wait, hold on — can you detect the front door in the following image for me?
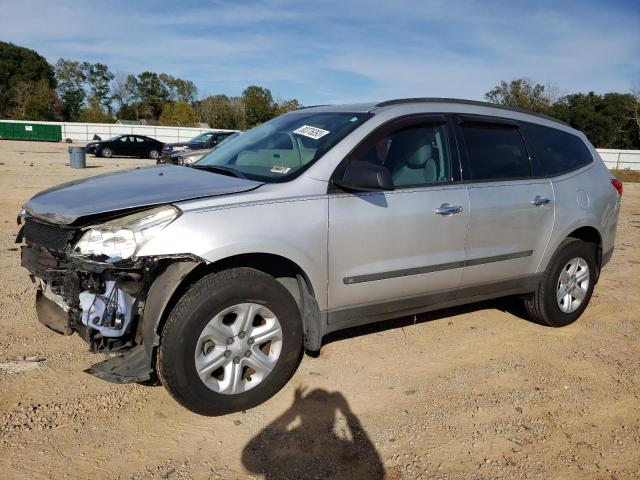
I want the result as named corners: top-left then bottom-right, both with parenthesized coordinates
top-left (327, 115), bottom-right (469, 323)
top-left (114, 135), bottom-right (135, 156)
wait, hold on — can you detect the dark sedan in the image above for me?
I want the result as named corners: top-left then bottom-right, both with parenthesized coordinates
top-left (85, 135), bottom-right (165, 160)
top-left (160, 131), bottom-right (237, 159)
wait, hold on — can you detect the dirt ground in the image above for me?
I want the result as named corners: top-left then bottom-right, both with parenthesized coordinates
top-left (0, 140), bottom-right (638, 480)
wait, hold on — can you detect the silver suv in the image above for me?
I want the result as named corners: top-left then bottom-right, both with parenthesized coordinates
top-left (19, 98), bottom-right (622, 415)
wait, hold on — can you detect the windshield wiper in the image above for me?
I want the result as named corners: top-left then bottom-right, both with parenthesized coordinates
top-left (192, 165), bottom-right (246, 179)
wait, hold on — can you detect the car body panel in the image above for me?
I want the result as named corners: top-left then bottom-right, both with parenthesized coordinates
top-left (139, 186), bottom-right (329, 310)
top-left (24, 164), bottom-right (262, 225)
top-left (537, 158), bottom-right (620, 273)
top-left (327, 185), bottom-right (469, 311)
top-left (460, 179), bottom-right (555, 288)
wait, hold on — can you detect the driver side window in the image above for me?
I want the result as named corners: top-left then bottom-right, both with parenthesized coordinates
top-left (354, 122), bottom-right (452, 187)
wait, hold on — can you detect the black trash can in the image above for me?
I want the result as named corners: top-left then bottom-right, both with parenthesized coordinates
top-left (68, 146), bottom-right (86, 169)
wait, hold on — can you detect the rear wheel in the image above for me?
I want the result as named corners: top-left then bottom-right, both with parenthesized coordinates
top-left (524, 238), bottom-right (597, 327)
top-left (157, 268), bottom-right (303, 416)
top-left (99, 147), bottom-right (113, 158)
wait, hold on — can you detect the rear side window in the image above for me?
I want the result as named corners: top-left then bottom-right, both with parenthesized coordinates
top-left (460, 124), bottom-right (530, 181)
top-left (521, 124), bottom-right (592, 176)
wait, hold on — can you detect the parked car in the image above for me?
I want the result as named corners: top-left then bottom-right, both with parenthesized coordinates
top-left (18, 98), bottom-right (621, 416)
top-left (85, 135), bottom-right (165, 159)
top-left (160, 131), bottom-right (237, 161)
top-left (157, 132), bottom-right (243, 165)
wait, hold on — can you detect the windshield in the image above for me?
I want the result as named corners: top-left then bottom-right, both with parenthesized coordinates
top-left (194, 112), bottom-right (372, 181)
top-left (189, 132), bottom-right (214, 143)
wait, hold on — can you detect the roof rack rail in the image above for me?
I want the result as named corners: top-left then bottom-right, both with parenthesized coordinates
top-left (295, 104), bottom-right (330, 110)
top-left (375, 97), bottom-right (569, 126)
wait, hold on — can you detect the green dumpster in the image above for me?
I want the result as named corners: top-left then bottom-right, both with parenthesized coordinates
top-left (0, 122), bottom-right (62, 142)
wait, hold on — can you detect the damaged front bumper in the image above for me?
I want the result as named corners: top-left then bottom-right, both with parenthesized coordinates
top-left (20, 239), bottom-right (200, 384)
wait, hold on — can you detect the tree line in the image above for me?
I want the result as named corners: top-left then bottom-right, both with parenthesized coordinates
top-left (485, 78), bottom-right (640, 149)
top-left (1, 42), bottom-right (638, 147)
top-left (0, 41), bottom-right (300, 129)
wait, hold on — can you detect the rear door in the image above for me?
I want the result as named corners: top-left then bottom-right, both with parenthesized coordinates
top-left (131, 136), bottom-right (148, 156)
top-left (327, 115), bottom-right (470, 322)
top-left (454, 115), bottom-right (554, 293)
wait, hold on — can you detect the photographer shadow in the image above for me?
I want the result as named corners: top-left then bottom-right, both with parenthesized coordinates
top-left (242, 387), bottom-right (385, 480)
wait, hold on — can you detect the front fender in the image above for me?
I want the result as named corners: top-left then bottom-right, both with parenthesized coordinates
top-left (138, 197), bottom-right (329, 310)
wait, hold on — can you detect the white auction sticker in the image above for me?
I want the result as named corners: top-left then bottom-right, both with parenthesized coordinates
top-left (293, 125), bottom-right (330, 140)
top-left (270, 165), bottom-right (291, 174)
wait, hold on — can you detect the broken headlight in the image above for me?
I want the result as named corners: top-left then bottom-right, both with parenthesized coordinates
top-left (73, 205), bottom-right (180, 261)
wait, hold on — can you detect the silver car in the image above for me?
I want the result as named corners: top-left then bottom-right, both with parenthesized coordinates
top-left (18, 98), bottom-right (622, 415)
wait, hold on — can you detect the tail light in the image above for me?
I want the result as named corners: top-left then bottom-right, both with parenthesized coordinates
top-left (610, 178), bottom-right (623, 196)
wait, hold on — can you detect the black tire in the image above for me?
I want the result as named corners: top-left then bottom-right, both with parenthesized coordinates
top-left (157, 267), bottom-right (303, 416)
top-left (99, 147), bottom-right (113, 158)
top-left (148, 149), bottom-right (160, 160)
top-left (524, 238), bottom-right (597, 327)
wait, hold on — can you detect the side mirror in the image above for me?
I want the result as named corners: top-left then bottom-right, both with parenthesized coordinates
top-left (334, 162), bottom-right (394, 192)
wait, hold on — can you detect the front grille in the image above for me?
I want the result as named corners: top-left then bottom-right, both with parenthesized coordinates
top-left (23, 220), bottom-right (75, 252)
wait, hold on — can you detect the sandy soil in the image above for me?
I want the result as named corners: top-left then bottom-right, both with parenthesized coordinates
top-left (0, 140), bottom-right (638, 480)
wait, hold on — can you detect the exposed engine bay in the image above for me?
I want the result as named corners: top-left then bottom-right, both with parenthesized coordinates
top-left (18, 214), bottom-right (201, 383)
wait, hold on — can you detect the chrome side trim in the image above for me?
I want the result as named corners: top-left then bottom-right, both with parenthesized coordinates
top-left (343, 250), bottom-right (533, 285)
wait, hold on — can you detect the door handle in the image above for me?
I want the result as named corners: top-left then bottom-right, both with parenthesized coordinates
top-left (435, 203), bottom-right (464, 215)
top-left (531, 196), bottom-right (551, 206)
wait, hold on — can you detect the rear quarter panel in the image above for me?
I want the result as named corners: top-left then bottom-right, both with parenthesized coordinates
top-left (538, 149), bottom-right (620, 273)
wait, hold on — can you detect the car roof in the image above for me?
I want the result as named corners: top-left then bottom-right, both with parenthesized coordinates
top-left (294, 103), bottom-right (379, 113)
top-left (297, 97), bottom-right (571, 130)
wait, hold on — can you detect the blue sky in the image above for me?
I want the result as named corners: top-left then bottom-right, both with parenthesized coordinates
top-left (1, 0), bottom-right (638, 105)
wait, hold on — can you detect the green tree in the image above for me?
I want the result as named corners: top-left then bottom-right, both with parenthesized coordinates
top-left (627, 87), bottom-right (640, 143)
top-left (172, 78), bottom-right (198, 103)
top-left (485, 78), bottom-right (551, 113)
top-left (159, 73), bottom-right (198, 103)
top-left (54, 59), bottom-right (86, 120)
top-left (78, 102), bottom-right (114, 123)
top-left (9, 79), bottom-right (63, 120)
top-left (194, 94), bottom-right (245, 129)
top-left (274, 98), bottom-right (301, 116)
top-left (136, 71), bottom-right (170, 118)
top-left (82, 62), bottom-right (114, 112)
top-left (159, 101), bottom-right (197, 126)
top-left (0, 41), bottom-right (57, 119)
top-left (549, 92), bottom-right (639, 149)
top-left (242, 85), bottom-right (274, 127)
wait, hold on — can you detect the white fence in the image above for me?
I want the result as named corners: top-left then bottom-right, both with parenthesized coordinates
top-left (596, 149), bottom-right (640, 171)
top-left (0, 119), bottom-right (237, 143)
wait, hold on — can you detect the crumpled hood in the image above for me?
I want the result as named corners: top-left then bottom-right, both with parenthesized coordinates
top-left (24, 164), bottom-right (262, 225)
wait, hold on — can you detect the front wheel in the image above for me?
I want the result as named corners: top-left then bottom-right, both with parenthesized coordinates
top-left (524, 238), bottom-right (597, 327)
top-left (99, 147), bottom-right (113, 158)
top-left (148, 149), bottom-right (160, 160)
top-left (157, 268), bottom-right (303, 416)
